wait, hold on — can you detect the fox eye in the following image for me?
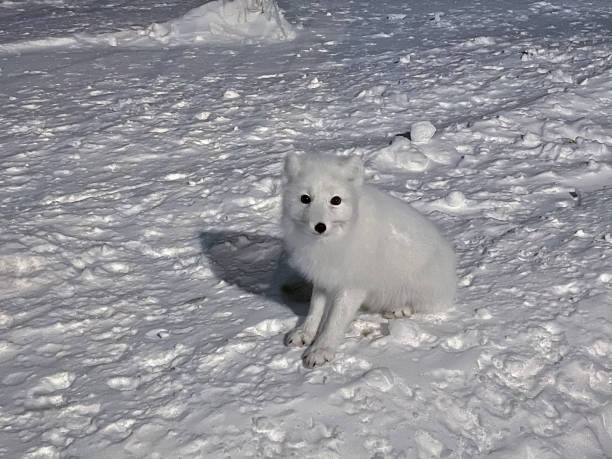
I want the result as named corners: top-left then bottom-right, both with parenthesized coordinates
top-left (330, 196), bottom-right (342, 205)
top-left (300, 194), bottom-right (311, 204)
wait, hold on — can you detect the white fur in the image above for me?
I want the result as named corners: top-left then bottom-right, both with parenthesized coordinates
top-left (281, 153), bottom-right (456, 367)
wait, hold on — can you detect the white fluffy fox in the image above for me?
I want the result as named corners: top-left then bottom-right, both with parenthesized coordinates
top-left (281, 153), bottom-right (456, 367)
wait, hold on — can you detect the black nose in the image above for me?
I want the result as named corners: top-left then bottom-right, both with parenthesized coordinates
top-left (314, 223), bottom-right (326, 234)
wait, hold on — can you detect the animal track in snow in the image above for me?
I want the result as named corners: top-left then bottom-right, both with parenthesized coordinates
top-left (24, 372), bottom-right (76, 409)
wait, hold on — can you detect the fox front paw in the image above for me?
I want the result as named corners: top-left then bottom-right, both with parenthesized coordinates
top-left (383, 307), bottom-right (413, 319)
top-left (302, 346), bottom-right (335, 368)
top-left (284, 326), bottom-right (315, 347)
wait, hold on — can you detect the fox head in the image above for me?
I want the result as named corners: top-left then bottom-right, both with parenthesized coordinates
top-left (282, 153), bottom-right (364, 240)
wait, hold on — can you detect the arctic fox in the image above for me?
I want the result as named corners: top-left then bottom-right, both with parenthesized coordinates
top-left (281, 153), bottom-right (456, 368)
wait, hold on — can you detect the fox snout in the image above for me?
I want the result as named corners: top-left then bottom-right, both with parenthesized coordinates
top-left (314, 222), bottom-right (327, 234)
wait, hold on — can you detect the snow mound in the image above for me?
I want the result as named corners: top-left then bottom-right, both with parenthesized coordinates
top-left (143, 0), bottom-right (295, 45)
top-left (0, 0), bottom-right (294, 54)
top-left (370, 135), bottom-right (430, 171)
top-left (388, 320), bottom-right (437, 348)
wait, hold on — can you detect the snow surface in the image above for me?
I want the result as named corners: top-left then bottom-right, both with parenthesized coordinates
top-left (1, 0), bottom-right (611, 457)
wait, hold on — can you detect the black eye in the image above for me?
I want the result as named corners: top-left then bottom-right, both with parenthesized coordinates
top-left (330, 196), bottom-right (341, 205)
top-left (300, 194), bottom-right (311, 204)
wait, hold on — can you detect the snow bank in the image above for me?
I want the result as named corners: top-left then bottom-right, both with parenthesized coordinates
top-left (143, 0), bottom-right (295, 45)
top-left (0, 0), bottom-right (294, 54)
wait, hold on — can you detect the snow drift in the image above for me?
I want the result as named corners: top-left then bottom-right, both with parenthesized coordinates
top-left (142, 0), bottom-right (295, 45)
top-left (0, 0), bottom-right (294, 54)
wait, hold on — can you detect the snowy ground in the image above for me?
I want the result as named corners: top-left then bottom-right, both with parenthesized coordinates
top-left (1, 0), bottom-right (611, 457)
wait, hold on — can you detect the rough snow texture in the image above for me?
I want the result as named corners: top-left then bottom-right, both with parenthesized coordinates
top-left (1, 0), bottom-right (611, 458)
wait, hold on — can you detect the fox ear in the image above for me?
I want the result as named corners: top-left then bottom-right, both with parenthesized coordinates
top-left (284, 152), bottom-right (303, 182)
top-left (342, 156), bottom-right (364, 186)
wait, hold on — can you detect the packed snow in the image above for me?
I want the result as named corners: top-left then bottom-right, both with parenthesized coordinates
top-left (409, 121), bottom-right (436, 144)
top-left (1, 0), bottom-right (611, 457)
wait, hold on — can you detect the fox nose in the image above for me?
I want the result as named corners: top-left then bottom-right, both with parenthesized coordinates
top-left (314, 222), bottom-right (327, 234)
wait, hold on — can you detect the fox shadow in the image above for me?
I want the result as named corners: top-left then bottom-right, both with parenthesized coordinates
top-left (198, 230), bottom-right (311, 317)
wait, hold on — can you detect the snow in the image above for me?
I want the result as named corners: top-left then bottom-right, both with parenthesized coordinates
top-left (410, 121), bottom-right (437, 144)
top-left (1, 0), bottom-right (611, 457)
top-left (141, 0), bottom-right (294, 45)
top-left (0, 0), bottom-right (294, 53)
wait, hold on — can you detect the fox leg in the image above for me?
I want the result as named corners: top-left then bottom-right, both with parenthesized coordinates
top-left (284, 285), bottom-right (327, 347)
top-left (303, 288), bottom-right (366, 368)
